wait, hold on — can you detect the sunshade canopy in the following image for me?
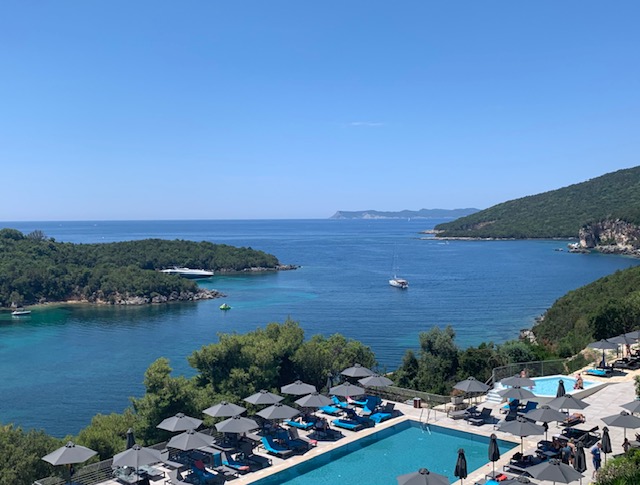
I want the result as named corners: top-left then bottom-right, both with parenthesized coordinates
top-left (453, 376), bottom-right (490, 393)
top-left (330, 382), bottom-right (365, 397)
top-left (602, 411), bottom-right (640, 438)
top-left (396, 468), bottom-right (450, 485)
top-left (42, 441), bottom-right (97, 466)
top-left (609, 334), bottom-right (636, 345)
top-left (341, 363), bottom-right (375, 378)
top-left (257, 403), bottom-right (300, 420)
top-left (359, 374), bottom-right (394, 388)
top-left (113, 444), bottom-right (162, 468)
top-left (525, 405), bottom-right (567, 423)
top-left (157, 412), bottom-right (203, 432)
top-left (498, 417), bottom-right (545, 437)
top-left (454, 448), bottom-right (467, 480)
top-left (624, 330), bottom-right (640, 340)
top-left (498, 386), bottom-right (535, 400)
top-left (573, 441), bottom-right (587, 473)
top-left (295, 392), bottom-right (333, 408)
top-left (547, 394), bottom-right (589, 411)
top-left (587, 339), bottom-right (618, 350)
top-left (203, 401), bottom-right (247, 418)
top-left (526, 458), bottom-right (584, 484)
top-left (556, 379), bottom-right (566, 398)
top-left (601, 426), bottom-right (613, 454)
top-left (215, 415), bottom-right (259, 434)
top-left (488, 434), bottom-right (501, 462)
top-left (281, 380), bottom-right (317, 395)
top-left (621, 400), bottom-right (640, 415)
top-left (500, 375), bottom-right (535, 388)
top-left (243, 390), bottom-right (284, 405)
top-left (166, 429), bottom-right (212, 451)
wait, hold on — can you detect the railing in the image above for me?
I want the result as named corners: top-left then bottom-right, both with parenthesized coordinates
top-left (491, 358), bottom-right (571, 384)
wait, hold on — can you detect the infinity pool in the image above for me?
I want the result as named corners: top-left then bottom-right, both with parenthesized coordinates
top-left (251, 421), bottom-right (516, 485)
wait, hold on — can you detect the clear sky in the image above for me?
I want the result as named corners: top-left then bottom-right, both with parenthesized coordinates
top-left (1, 1), bottom-right (639, 220)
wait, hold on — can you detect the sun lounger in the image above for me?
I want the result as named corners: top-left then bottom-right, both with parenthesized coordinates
top-left (561, 425), bottom-right (600, 447)
top-left (261, 436), bottom-right (293, 458)
top-left (166, 469), bottom-right (191, 485)
top-left (369, 411), bottom-right (392, 423)
top-left (320, 405), bottom-right (344, 416)
top-left (285, 417), bottom-right (316, 430)
top-left (586, 368), bottom-right (611, 377)
top-left (465, 407), bottom-right (492, 426)
top-left (237, 441), bottom-right (272, 469)
top-left (288, 428), bottom-right (317, 447)
top-left (332, 418), bottom-right (364, 431)
top-left (331, 395), bottom-right (350, 409)
top-left (361, 396), bottom-right (383, 415)
top-left (191, 461), bottom-right (223, 484)
top-left (560, 413), bottom-right (585, 427)
top-left (220, 452), bottom-right (250, 473)
top-left (275, 429), bottom-right (308, 451)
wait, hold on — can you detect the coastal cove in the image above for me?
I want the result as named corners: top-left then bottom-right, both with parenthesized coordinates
top-left (1, 219), bottom-right (639, 437)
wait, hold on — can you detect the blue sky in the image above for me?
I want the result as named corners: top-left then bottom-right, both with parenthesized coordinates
top-left (1, 1), bottom-right (639, 220)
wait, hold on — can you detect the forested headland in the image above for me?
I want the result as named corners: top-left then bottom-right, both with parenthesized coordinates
top-left (434, 166), bottom-right (640, 239)
top-left (533, 265), bottom-right (640, 356)
top-left (0, 228), bottom-right (282, 307)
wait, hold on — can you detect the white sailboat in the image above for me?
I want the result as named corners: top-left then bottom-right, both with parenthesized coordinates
top-left (389, 251), bottom-right (409, 289)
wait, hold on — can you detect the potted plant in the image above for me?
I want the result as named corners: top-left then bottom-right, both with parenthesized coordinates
top-left (451, 388), bottom-right (465, 405)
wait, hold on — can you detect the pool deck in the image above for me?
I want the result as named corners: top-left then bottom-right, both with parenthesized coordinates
top-left (89, 367), bottom-right (638, 485)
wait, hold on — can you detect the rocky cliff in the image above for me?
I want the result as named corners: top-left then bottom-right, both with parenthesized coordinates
top-left (579, 219), bottom-right (640, 256)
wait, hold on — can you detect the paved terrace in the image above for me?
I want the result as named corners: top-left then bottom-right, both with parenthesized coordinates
top-left (43, 368), bottom-right (638, 485)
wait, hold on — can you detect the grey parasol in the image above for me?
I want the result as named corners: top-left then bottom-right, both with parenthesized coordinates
top-left (113, 444), bottom-right (162, 469)
top-left (341, 363), bottom-right (375, 378)
top-left (126, 428), bottom-right (135, 450)
top-left (525, 405), bottom-right (567, 440)
top-left (609, 334), bottom-right (636, 346)
top-left (42, 441), bottom-right (97, 466)
top-left (453, 376), bottom-right (490, 393)
top-left (602, 411), bottom-right (640, 440)
top-left (556, 379), bottom-right (566, 398)
top-left (396, 468), bottom-right (450, 485)
top-left (243, 390), bottom-right (284, 405)
top-left (498, 386), bottom-right (536, 400)
top-left (501, 375), bottom-right (535, 388)
top-left (498, 416), bottom-right (545, 453)
top-left (588, 339), bottom-right (618, 366)
top-left (203, 401), bottom-right (246, 418)
top-left (359, 374), bottom-right (394, 388)
top-left (573, 441), bottom-right (587, 474)
top-left (601, 426), bottom-right (612, 463)
top-left (295, 392), bottom-right (333, 408)
top-left (621, 400), bottom-right (640, 415)
top-left (215, 415), bottom-right (259, 434)
top-left (454, 448), bottom-right (467, 484)
top-left (257, 403), bottom-right (300, 420)
top-left (157, 412), bottom-right (203, 432)
top-left (526, 458), bottom-right (584, 484)
top-left (488, 434), bottom-right (501, 475)
top-left (330, 382), bottom-right (365, 397)
top-left (547, 394), bottom-right (589, 412)
top-left (166, 429), bottom-right (212, 451)
top-left (624, 330), bottom-right (640, 340)
top-left (281, 380), bottom-right (317, 396)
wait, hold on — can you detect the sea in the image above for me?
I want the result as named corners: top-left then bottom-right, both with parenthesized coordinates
top-left (1, 219), bottom-right (638, 437)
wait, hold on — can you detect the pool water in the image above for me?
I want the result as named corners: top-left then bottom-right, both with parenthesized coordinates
top-left (251, 421), bottom-right (516, 485)
top-left (529, 375), bottom-right (596, 397)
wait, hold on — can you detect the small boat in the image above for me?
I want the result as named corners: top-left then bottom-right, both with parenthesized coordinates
top-left (219, 303), bottom-right (231, 311)
top-left (161, 267), bottom-right (214, 279)
top-left (11, 309), bottom-right (31, 317)
top-left (389, 278), bottom-right (409, 289)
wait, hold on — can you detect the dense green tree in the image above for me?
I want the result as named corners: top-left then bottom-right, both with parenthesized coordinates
top-left (0, 424), bottom-right (62, 485)
top-left (75, 410), bottom-right (138, 460)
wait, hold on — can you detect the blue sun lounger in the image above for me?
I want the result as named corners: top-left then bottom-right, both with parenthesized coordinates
top-left (369, 411), bottom-right (392, 423)
top-left (285, 419), bottom-right (316, 430)
top-left (320, 405), bottom-right (344, 416)
top-left (332, 418), bottom-right (364, 431)
top-left (261, 436), bottom-right (293, 458)
top-left (331, 395), bottom-right (350, 409)
top-left (586, 368), bottom-right (611, 377)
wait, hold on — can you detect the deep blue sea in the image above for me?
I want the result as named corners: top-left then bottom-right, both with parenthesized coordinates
top-left (1, 219), bottom-right (638, 437)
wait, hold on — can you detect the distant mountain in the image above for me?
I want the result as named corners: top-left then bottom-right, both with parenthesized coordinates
top-left (435, 166), bottom-right (640, 239)
top-left (330, 208), bottom-right (480, 220)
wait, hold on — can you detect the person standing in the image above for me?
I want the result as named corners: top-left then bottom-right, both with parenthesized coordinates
top-left (591, 442), bottom-right (602, 477)
top-left (622, 437), bottom-right (631, 453)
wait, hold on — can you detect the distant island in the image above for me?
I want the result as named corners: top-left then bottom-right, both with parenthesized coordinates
top-left (0, 229), bottom-right (290, 307)
top-left (433, 166), bottom-right (640, 256)
top-left (330, 208), bottom-right (480, 220)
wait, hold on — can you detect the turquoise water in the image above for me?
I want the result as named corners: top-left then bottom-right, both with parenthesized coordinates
top-left (0, 219), bottom-right (638, 436)
top-left (251, 421), bottom-right (516, 485)
top-left (530, 375), bottom-right (597, 396)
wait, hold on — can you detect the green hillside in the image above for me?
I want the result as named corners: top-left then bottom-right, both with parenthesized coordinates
top-left (435, 166), bottom-right (640, 238)
top-left (533, 265), bottom-right (640, 356)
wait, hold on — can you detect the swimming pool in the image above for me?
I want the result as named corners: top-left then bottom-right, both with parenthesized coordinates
top-left (251, 421), bottom-right (516, 485)
top-left (529, 375), bottom-right (597, 397)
